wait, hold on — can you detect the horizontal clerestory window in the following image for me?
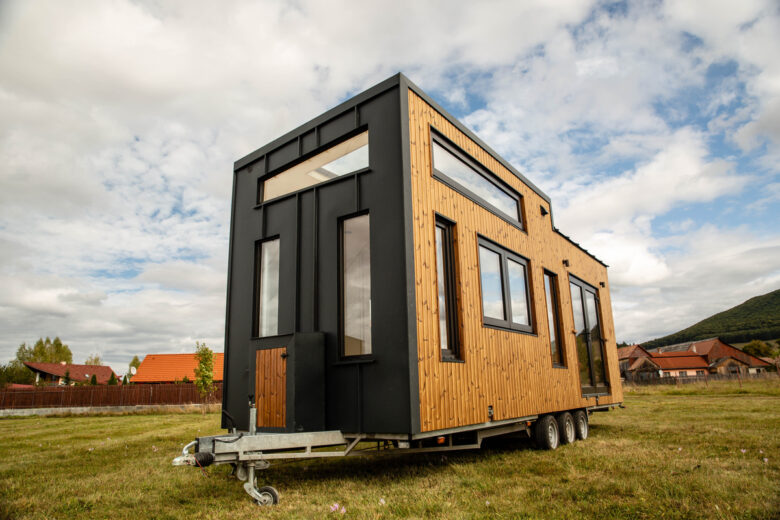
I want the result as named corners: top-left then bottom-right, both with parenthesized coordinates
top-left (431, 133), bottom-right (523, 228)
top-left (262, 131), bottom-right (369, 202)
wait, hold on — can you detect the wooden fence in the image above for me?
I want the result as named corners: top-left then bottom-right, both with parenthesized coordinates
top-left (623, 372), bottom-right (778, 386)
top-left (0, 382), bottom-right (222, 410)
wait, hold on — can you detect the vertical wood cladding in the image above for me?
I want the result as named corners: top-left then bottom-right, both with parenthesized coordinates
top-left (255, 347), bottom-right (287, 428)
top-left (408, 90), bottom-right (623, 432)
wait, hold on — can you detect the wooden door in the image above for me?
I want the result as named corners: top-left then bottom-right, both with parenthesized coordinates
top-left (255, 347), bottom-right (287, 428)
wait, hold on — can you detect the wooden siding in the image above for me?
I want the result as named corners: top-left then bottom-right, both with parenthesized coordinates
top-left (408, 90), bottom-right (623, 432)
top-left (255, 348), bottom-right (287, 428)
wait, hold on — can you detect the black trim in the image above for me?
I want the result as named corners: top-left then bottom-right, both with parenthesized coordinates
top-left (251, 235), bottom-right (281, 339)
top-left (476, 236), bottom-right (534, 334)
top-left (569, 274), bottom-right (610, 397)
top-left (338, 211), bottom-right (372, 359)
top-left (430, 129), bottom-right (524, 230)
top-left (543, 270), bottom-right (566, 368)
top-left (434, 214), bottom-right (461, 361)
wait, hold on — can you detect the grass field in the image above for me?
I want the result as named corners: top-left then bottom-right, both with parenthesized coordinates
top-left (1, 379), bottom-right (778, 519)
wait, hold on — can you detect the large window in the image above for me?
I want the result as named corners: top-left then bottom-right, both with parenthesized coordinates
top-left (544, 271), bottom-right (565, 367)
top-left (435, 216), bottom-right (459, 360)
top-left (341, 214), bottom-right (372, 357)
top-left (570, 276), bottom-right (608, 395)
top-left (431, 134), bottom-right (523, 227)
top-left (477, 237), bottom-right (533, 333)
top-left (262, 131), bottom-right (369, 202)
top-left (255, 238), bottom-right (280, 337)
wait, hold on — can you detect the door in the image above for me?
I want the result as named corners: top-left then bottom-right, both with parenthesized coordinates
top-left (255, 347), bottom-right (287, 428)
top-left (570, 278), bottom-right (609, 395)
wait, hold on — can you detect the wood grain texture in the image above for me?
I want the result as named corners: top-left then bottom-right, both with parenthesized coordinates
top-left (408, 90), bottom-right (623, 432)
top-left (255, 347), bottom-right (287, 428)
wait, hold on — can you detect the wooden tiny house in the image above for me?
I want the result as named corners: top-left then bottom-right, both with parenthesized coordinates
top-left (222, 73), bottom-right (622, 439)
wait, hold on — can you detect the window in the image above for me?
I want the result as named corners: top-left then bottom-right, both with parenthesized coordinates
top-left (262, 131), bottom-right (369, 201)
top-left (543, 271), bottom-right (565, 367)
top-left (570, 276), bottom-right (608, 395)
top-left (435, 216), bottom-right (459, 360)
top-left (679, 371), bottom-right (688, 377)
top-left (696, 370), bottom-right (705, 376)
top-left (477, 237), bottom-right (533, 333)
top-left (255, 238), bottom-right (280, 337)
top-left (341, 214), bottom-right (372, 356)
top-left (431, 134), bottom-right (523, 227)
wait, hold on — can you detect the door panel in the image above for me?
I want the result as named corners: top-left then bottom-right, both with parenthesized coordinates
top-left (256, 347), bottom-right (287, 428)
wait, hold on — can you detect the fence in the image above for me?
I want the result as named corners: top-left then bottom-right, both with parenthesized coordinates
top-left (0, 382), bottom-right (222, 410)
top-left (623, 371), bottom-right (778, 386)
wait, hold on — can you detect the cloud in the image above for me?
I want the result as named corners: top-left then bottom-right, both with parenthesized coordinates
top-left (0, 0), bottom-right (778, 373)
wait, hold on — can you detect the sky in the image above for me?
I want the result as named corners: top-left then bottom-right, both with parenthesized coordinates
top-left (0, 0), bottom-right (778, 376)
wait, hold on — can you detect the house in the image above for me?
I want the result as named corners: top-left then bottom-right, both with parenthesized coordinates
top-left (618, 345), bottom-right (652, 379)
top-left (649, 338), bottom-right (771, 374)
top-left (221, 73), bottom-right (622, 436)
top-left (23, 362), bottom-right (118, 385)
top-left (649, 353), bottom-right (710, 378)
top-left (130, 353), bottom-right (225, 384)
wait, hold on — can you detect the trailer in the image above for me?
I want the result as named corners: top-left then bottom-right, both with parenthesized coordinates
top-left (173, 73), bottom-right (623, 504)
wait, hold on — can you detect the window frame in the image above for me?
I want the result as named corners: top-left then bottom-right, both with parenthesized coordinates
top-left (252, 235), bottom-right (281, 339)
top-left (338, 211), bottom-right (373, 359)
top-left (476, 236), bottom-right (534, 334)
top-left (569, 274), bottom-right (609, 395)
top-left (543, 270), bottom-right (566, 368)
top-left (430, 129), bottom-right (524, 230)
top-left (434, 214), bottom-right (461, 362)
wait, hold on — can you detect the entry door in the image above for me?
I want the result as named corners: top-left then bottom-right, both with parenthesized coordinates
top-left (255, 347), bottom-right (287, 428)
top-left (570, 279), bottom-right (608, 395)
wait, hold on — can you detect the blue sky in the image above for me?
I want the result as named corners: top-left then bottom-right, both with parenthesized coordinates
top-left (0, 0), bottom-right (778, 375)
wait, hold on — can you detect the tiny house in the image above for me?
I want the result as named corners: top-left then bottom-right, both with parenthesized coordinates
top-left (222, 73), bottom-right (623, 442)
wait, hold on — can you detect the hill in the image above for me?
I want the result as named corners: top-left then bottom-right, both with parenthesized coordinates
top-left (642, 288), bottom-right (780, 350)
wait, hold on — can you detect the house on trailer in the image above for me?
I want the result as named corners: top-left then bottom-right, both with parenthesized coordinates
top-left (650, 337), bottom-right (771, 375)
top-left (130, 353), bottom-right (225, 384)
top-left (23, 362), bottom-right (118, 385)
top-left (222, 73), bottom-right (622, 438)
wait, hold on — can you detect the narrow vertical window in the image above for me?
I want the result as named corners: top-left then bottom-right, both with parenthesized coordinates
top-left (435, 217), bottom-right (459, 360)
top-left (507, 259), bottom-right (530, 326)
top-left (342, 214), bottom-right (372, 356)
top-left (544, 271), bottom-right (564, 367)
top-left (479, 246), bottom-right (505, 321)
top-left (256, 238), bottom-right (280, 337)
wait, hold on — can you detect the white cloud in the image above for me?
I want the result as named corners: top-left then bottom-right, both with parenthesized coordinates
top-left (0, 0), bottom-right (778, 373)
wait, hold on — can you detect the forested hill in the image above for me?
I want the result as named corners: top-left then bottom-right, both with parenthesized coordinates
top-left (642, 289), bottom-right (780, 350)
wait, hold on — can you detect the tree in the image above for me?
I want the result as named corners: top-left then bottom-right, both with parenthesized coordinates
top-left (122, 375), bottom-right (128, 385)
top-left (16, 337), bottom-right (73, 364)
top-left (128, 355), bottom-right (141, 374)
top-left (0, 361), bottom-right (34, 387)
top-left (193, 341), bottom-right (214, 398)
top-left (84, 354), bottom-right (103, 365)
top-left (182, 376), bottom-right (190, 384)
top-left (108, 373), bottom-right (118, 385)
top-left (742, 339), bottom-right (775, 358)
top-left (89, 374), bottom-right (98, 385)
top-left (63, 370), bottom-right (71, 386)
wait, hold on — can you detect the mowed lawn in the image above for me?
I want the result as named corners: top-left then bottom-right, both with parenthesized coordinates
top-left (1, 380), bottom-right (778, 519)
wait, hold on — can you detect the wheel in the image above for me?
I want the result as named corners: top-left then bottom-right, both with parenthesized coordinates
top-left (534, 415), bottom-right (559, 450)
top-left (254, 485), bottom-right (279, 506)
top-left (556, 412), bottom-right (576, 445)
top-left (573, 410), bottom-right (588, 440)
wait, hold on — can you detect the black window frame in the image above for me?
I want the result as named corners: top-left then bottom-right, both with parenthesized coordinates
top-left (252, 235), bottom-right (281, 339)
top-left (338, 210), bottom-right (373, 360)
top-left (569, 274), bottom-right (609, 396)
top-left (430, 129), bottom-right (524, 230)
top-left (543, 270), bottom-right (566, 368)
top-left (476, 236), bottom-right (534, 334)
top-left (434, 214), bottom-right (461, 362)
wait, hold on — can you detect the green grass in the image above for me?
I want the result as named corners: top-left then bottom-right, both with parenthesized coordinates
top-left (1, 380), bottom-right (779, 519)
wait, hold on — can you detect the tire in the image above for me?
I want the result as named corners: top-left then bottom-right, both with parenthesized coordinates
top-left (255, 485), bottom-right (279, 506)
top-left (534, 415), bottom-right (559, 450)
top-left (556, 412), bottom-right (576, 445)
top-left (573, 410), bottom-right (588, 440)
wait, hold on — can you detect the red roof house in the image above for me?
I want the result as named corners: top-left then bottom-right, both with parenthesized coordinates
top-left (24, 362), bottom-right (118, 385)
top-left (651, 338), bottom-right (771, 374)
top-left (131, 353), bottom-right (225, 384)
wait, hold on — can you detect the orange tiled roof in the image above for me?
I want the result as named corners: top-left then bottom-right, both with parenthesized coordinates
top-left (131, 353), bottom-right (224, 383)
top-left (651, 355), bottom-right (709, 370)
top-left (24, 362), bottom-right (117, 384)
